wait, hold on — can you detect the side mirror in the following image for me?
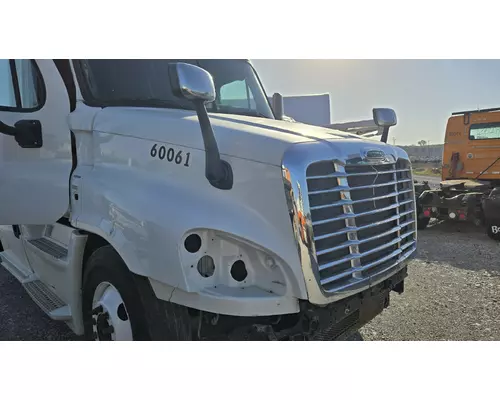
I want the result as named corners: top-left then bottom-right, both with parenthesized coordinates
top-left (0, 120), bottom-right (42, 148)
top-left (272, 93), bottom-right (284, 120)
top-left (373, 108), bottom-right (397, 127)
top-left (169, 62), bottom-right (216, 103)
top-left (372, 108), bottom-right (397, 143)
top-left (169, 62), bottom-right (233, 190)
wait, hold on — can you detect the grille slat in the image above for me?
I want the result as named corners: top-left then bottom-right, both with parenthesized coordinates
top-left (307, 168), bottom-right (411, 180)
top-left (310, 188), bottom-right (414, 211)
top-left (314, 208), bottom-right (415, 242)
top-left (320, 241), bottom-right (416, 287)
top-left (316, 220), bottom-right (415, 256)
top-left (308, 178), bottom-right (412, 195)
top-left (306, 158), bottom-right (416, 293)
top-left (318, 230), bottom-right (415, 272)
top-left (312, 199), bottom-right (414, 227)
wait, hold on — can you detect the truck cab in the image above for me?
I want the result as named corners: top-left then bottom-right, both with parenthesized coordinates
top-left (416, 107), bottom-right (500, 239)
top-left (0, 59), bottom-right (416, 340)
top-left (443, 109), bottom-right (500, 181)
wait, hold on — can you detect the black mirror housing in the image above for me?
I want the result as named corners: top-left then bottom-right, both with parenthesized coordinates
top-left (0, 119), bottom-right (42, 148)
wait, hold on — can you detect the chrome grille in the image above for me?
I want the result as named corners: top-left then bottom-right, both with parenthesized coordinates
top-left (306, 159), bottom-right (416, 293)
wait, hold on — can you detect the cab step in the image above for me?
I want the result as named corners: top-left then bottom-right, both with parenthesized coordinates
top-left (27, 237), bottom-right (68, 260)
top-left (22, 278), bottom-right (71, 321)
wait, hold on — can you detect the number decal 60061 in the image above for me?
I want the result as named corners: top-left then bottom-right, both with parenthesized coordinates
top-left (150, 144), bottom-right (190, 167)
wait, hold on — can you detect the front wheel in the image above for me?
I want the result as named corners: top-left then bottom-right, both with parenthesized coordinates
top-left (82, 245), bottom-right (192, 341)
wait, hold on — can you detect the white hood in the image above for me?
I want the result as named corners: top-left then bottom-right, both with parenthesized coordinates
top-left (92, 107), bottom-right (388, 166)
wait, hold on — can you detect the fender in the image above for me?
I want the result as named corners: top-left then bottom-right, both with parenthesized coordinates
top-left (71, 148), bottom-right (308, 301)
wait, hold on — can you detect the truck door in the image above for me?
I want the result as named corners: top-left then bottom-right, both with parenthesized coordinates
top-left (0, 59), bottom-right (72, 225)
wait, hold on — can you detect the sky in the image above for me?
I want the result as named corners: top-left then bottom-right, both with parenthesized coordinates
top-left (251, 59), bottom-right (500, 146)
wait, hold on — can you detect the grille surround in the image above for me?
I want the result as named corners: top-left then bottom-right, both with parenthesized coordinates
top-left (282, 140), bottom-right (417, 305)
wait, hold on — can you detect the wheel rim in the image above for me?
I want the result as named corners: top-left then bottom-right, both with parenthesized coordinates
top-left (91, 282), bottom-right (133, 341)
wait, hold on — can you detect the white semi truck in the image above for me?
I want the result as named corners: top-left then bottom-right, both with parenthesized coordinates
top-left (0, 59), bottom-right (416, 340)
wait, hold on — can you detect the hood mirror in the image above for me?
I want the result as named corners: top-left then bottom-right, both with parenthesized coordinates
top-left (373, 108), bottom-right (397, 143)
top-left (170, 62), bottom-right (216, 103)
top-left (170, 62), bottom-right (233, 190)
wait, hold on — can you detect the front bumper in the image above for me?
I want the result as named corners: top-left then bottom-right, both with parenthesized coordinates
top-left (198, 267), bottom-right (407, 340)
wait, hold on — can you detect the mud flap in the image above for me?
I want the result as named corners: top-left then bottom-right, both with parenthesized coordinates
top-left (487, 222), bottom-right (500, 241)
top-left (483, 188), bottom-right (500, 241)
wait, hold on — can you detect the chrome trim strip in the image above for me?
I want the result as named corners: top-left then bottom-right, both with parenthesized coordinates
top-left (282, 140), bottom-right (416, 305)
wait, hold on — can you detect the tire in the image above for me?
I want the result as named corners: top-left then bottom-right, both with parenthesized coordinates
top-left (416, 204), bottom-right (430, 230)
top-left (345, 331), bottom-right (364, 341)
top-left (82, 245), bottom-right (192, 341)
top-left (417, 216), bottom-right (430, 230)
top-left (486, 220), bottom-right (500, 242)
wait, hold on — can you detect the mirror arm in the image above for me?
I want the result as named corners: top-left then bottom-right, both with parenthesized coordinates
top-left (272, 93), bottom-right (284, 120)
top-left (0, 121), bottom-right (18, 137)
top-left (379, 126), bottom-right (390, 143)
top-left (193, 100), bottom-right (233, 190)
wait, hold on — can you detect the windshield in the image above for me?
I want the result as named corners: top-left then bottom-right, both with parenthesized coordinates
top-left (470, 123), bottom-right (500, 140)
top-left (74, 59), bottom-right (274, 119)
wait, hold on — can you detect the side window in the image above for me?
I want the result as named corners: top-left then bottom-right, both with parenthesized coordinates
top-left (0, 60), bottom-right (17, 107)
top-left (219, 79), bottom-right (256, 110)
top-left (15, 60), bottom-right (42, 109)
top-left (470, 123), bottom-right (500, 140)
top-left (0, 59), bottom-right (44, 111)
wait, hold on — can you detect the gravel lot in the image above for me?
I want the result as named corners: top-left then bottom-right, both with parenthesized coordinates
top-left (1, 219), bottom-right (499, 341)
top-left (360, 220), bottom-right (500, 340)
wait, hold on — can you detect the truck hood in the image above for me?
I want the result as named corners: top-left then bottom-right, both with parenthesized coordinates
top-left (92, 107), bottom-right (388, 166)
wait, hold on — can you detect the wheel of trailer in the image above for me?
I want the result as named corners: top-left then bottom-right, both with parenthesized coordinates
top-left (486, 220), bottom-right (500, 242)
top-left (416, 205), bottom-right (430, 230)
top-left (82, 245), bottom-right (192, 341)
top-left (417, 216), bottom-right (430, 230)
